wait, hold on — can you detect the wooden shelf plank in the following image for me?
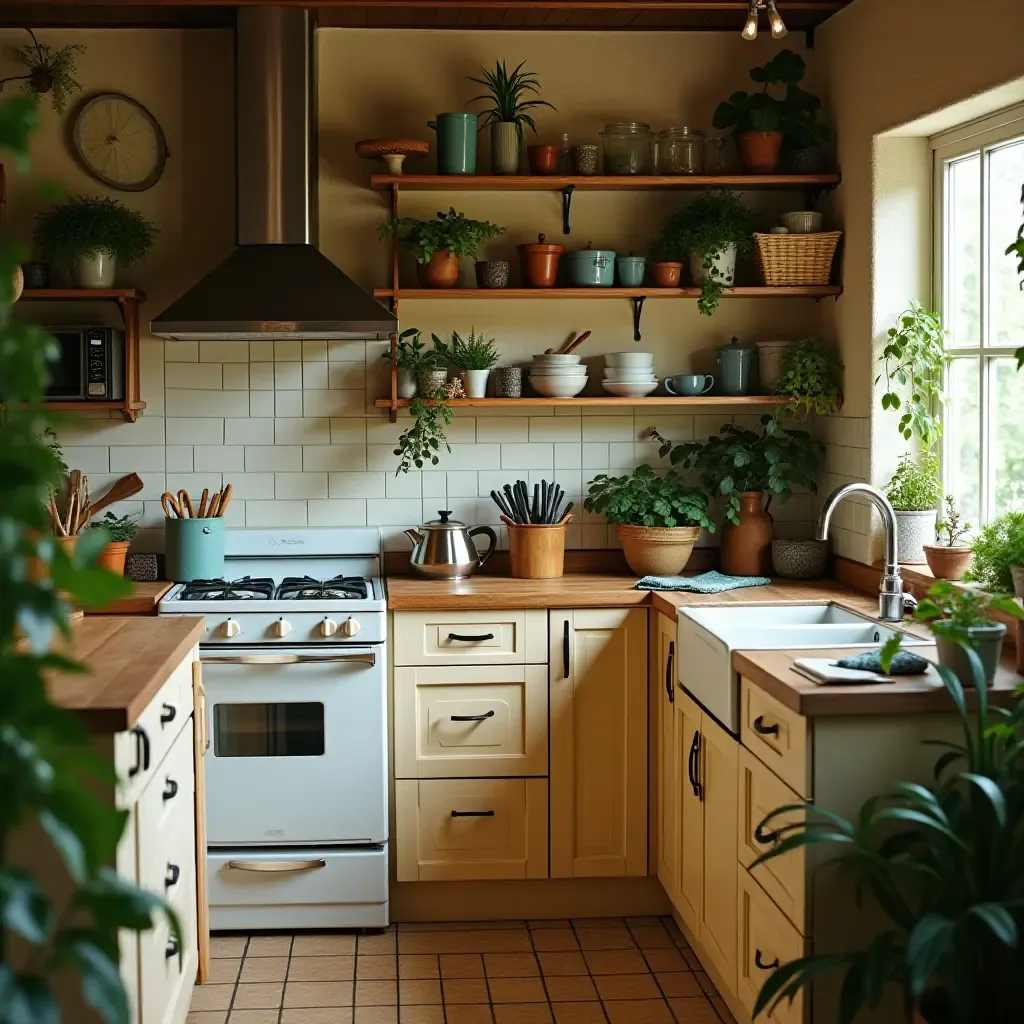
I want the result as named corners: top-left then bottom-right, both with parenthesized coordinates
top-left (21, 288), bottom-right (147, 302)
top-left (373, 286), bottom-right (842, 300)
top-left (371, 173), bottom-right (841, 192)
top-left (373, 396), bottom-right (791, 409)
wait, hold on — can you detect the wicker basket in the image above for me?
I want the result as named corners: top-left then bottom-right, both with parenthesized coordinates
top-left (754, 231), bottom-right (842, 286)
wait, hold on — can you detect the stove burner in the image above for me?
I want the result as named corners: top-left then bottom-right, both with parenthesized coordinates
top-left (179, 576), bottom-right (276, 601)
top-left (277, 575), bottom-right (369, 601)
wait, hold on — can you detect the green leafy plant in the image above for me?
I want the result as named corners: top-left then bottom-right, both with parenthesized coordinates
top-left (652, 412), bottom-right (823, 525)
top-left (449, 328), bottom-right (499, 371)
top-left (652, 191), bottom-right (755, 315)
top-left (0, 29), bottom-right (85, 114)
top-left (0, 92), bottom-right (175, 1024)
top-left (584, 465), bottom-right (716, 531)
top-left (775, 335), bottom-right (843, 415)
top-left (34, 195), bottom-right (157, 268)
top-left (392, 336), bottom-right (453, 474)
top-left (913, 579), bottom-right (1022, 636)
top-left (876, 301), bottom-right (949, 446)
top-left (712, 49), bottom-right (829, 149)
top-left (378, 208), bottom-right (503, 265)
top-left (885, 452), bottom-right (941, 512)
top-left (383, 327), bottom-right (448, 376)
top-left (90, 511), bottom-right (139, 543)
top-left (468, 59), bottom-right (555, 138)
top-left (964, 510), bottom-right (1024, 592)
top-left (935, 494), bottom-right (971, 547)
top-left (1007, 183), bottom-right (1023, 370)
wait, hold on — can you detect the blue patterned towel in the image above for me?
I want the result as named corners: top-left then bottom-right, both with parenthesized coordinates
top-left (635, 571), bottom-right (771, 594)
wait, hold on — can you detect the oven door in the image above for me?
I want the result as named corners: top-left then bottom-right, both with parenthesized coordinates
top-left (201, 646), bottom-right (387, 846)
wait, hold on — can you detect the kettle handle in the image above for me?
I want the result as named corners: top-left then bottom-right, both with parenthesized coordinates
top-left (469, 526), bottom-right (498, 567)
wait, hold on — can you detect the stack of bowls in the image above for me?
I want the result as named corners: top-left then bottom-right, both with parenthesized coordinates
top-left (603, 352), bottom-right (657, 397)
top-left (529, 352), bottom-right (588, 398)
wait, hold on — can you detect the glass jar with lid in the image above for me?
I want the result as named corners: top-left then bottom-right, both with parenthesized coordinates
top-left (656, 128), bottom-right (705, 175)
top-left (599, 122), bottom-right (653, 175)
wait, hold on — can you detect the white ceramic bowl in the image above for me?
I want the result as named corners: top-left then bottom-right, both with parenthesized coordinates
top-left (780, 210), bottom-right (824, 234)
top-left (530, 366), bottom-right (588, 377)
top-left (530, 374), bottom-right (588, 398)
top-left (604, 351), bottom-right (655, 368)
top-left (603, 380), bottom-right (659, 397)
top-left (603, 370), bottom-right (659, 381)
top-left (532, 353), bottom-right (583, 365)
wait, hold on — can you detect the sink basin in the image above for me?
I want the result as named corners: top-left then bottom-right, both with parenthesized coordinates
top-left (685, 603), bottom-right (875, 629)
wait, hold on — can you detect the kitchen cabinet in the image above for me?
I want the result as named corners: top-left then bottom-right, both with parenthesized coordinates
top-left (549, 608), bottom-right (648, 879)
top-left (653, 613), bottom-right (680, 902)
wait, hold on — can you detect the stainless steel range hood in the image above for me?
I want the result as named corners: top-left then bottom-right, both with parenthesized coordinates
top-left (151, 7), bottom-right (396, 341)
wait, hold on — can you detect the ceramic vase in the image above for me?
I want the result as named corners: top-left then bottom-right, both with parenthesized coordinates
top-left (491, 122), bottom-right (520, 175)
top-left (720, 492), bottom-right (774, 576)
top-left (417, 250), bottom-right (461, 288)
top-left (459, 369), bottom-right (490, 399)
top-left (73, 252), bottom-right (116, 288)
top-left (397, 368), bottom-right (416, 399)
top-left (651, 262), bottom-right (682, 287)
top-left (689, 245), bottom-right (737, 289)
top-left (894, 509), bottom-right (937, 564)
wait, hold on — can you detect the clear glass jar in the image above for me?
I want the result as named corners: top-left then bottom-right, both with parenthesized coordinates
top-left (599, 122), bottom-right (653, 175)
top-left (656, 128), bottom-right (705, 175)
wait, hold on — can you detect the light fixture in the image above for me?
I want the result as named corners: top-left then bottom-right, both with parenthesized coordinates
top-left (767, 0), bottom-right (789, 39)
top-left (742, 0), bottom-right (759, 40)
top-left (741, 0), bottom-right (788, 41)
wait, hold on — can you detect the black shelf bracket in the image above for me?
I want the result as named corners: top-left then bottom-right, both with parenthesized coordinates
top-left (805, 26), bottom-right (815, 49)
top-left (631, 296), bottom-right (646, 342)
top-left (561, 185), bottom-right (575, 235)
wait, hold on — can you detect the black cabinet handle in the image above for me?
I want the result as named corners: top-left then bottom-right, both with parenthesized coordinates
top-left (687, 730), bottom-right (701, 799)
top-left (163, 778), bottom-right (179, 802)
top-left (665, 641), bottom-right (675, 704)
top-left (160, 703), bottom-right (177, 725)
top-left (448, 632), bottom-right (495, 643)
top-left (563, 620), bottom-right (570, 679)
top-left (128, 726), bottom-right (150, 778)
top-left (754, 823), bottom-right (778, 845)
top-left (450, 810), bottom-right (495, 818)
top-left (165, 863), bottom-right (180, 889)
top-left (755, 950), bottom-right (779, 970)
top-left (451, 710), bottom-right (496, 722)
top-left (753, 716), bottom-right (780, 737)
top-left (166, 936), bottom-right (180, 960)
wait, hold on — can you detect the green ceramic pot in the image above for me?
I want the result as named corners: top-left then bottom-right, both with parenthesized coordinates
top-left (934, 621), bottom-right (1007, 687)
top-left (715, 336), bottom-right (757, 395)
top-left (165, 516), bottom-right (225, 583)
top-left (428, 113), bottom-right (478, 174)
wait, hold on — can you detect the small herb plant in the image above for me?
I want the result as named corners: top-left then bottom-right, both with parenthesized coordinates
top-left (385, 327), bottom-right (447, 376)
top-left (468, 60), bottom-right (555, 137)
top-left (876, 301), bottom-right (949, 446)
top-left (965, 510), bottom-right (1024, 592)
top-left (885, 451), bottom-right (941, 512)
top-left (775, 335), bottom-right (843, 415)
top-left (652, 191), bottom-right (755, 315)
top-left (0, 29), bottom-right (85, 114)
top-left (936, 495), bottom-right (971, 547)
top-left (584, 465), bottom-right (715, 531)
top-left (34, 195), bottom-right (158, 268)
top-left (913, 579), bottom-right (1022, 635)
top-left (653, 412), bottom-right (823, 525)
top-left (92, 510), bottom-right (139, 543)
top-left (450, 328), bottom-right (499, 371)
top-left (378, 208), bottom-right (503, 264)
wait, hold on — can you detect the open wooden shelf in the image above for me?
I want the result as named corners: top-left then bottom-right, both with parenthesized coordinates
top-left (373, 285), bottom-right (843, 300)
top-left (375, 395), bottom-right (793, 410)
top-left (21, 288), bottom-right (146, 301)
top-left (371, 173), bottom-right (842, 192)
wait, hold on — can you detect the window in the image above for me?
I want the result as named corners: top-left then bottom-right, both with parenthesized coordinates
top-left (933, 106), bottom-right (1024, 526)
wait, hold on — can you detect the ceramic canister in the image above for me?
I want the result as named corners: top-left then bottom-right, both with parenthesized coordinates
top-left (428, 113), bottom-right (478, 174)
top-left (165, 516), bottom-right (225, 583)
top-left (715, 337), bottom-right (758, 395)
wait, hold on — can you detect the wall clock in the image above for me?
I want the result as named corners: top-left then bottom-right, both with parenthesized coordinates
top-left (72, 92), bottom-right (168, 192)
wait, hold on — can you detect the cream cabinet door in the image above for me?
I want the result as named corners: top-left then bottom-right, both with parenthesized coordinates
top-left (549, 608), bottom-right (647, 879)
top-left (654, 613), bottom-right (680, 901)
top-left (675, 690), bottom-right (703, 935)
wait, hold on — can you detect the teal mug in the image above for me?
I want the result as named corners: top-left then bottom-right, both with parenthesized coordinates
top-left (165, 516), bottom-right (225, 583)
top-left (664, 374), bottom-right (714, 396)
top-left (428, 113), bottom-right (478, 175)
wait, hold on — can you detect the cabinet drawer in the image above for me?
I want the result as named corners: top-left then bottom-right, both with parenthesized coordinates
top-left (394, 610), bottom-right (546, 666)
top-left (395, 664), bottom-right (547, 778)
top-left (741, 679), bottom-right (810, 798)
top-left (395, 778), bottom-right (548, 881)
top-left (738, 747), bottom-right (807, 933)
top-left (737, 867), bottom-right (807, 1024)
top-left (140, 873), bottom-right (198, 1024)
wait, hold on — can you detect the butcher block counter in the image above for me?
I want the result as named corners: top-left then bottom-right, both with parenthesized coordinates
top-left (85, 580), bottom-right (174, 616)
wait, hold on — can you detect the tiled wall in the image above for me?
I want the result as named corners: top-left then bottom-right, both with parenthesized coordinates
top-left (817, 415), bottom-right (872, 563)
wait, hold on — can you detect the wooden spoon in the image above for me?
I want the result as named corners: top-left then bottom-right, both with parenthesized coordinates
top-left (89, 473), bottom-right (144, 519)
top-left (545, 329), bottom-right (590, 355)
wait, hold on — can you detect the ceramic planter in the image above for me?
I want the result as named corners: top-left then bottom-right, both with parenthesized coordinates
top-left (720, 492), bottom-right (774, 576)
top-left (417, 250), bottom-right (461, 288)
top-left (459, 369), bottom-right (490, 399)
top-left (895, 509), bottom-right (937, 564)
top-left (715, 336), bottom-right (757, 395)
top-left (491, 122), bottom-right (520, 175)
top-left (935, 621), bottom-right (1007, 687)
top-left (97, 540), bottom-right (129, 576)
top-left (1012, 565), bottom-right (1024, 598)
top-left (518, 234), bottom-right (565, 288)
top-left (789, 146), bottom-right (828, 174)
top-left (651, 261), bottom-right (682, 287)
top-left (397, 368), bottom-right (416, 399)
top-left (527, 144), bottom-right (560, 174)
top-left (418, 369), bottom-right (448, 396)
top-left (615, 255), bottom-right (646, 287)
top-left (428, 113), bottom-right (477, 174)
top-left (475, 260), bottom-right (510, 289)
top-left (22, 261), bottom-right (48, 289)
top-left (756, 340), bottom-right (796, 392)
top-left (771, 539), bottom-right (827, 580)
top-left (738, 130), bottom-right (783, 173)
top-left (74, 252), bottom-right (116, 288)
top-left (689, 245), bottom-right (737, 289)
top-left (923, 544), bottom-right (973, 581)
top-left (617, 525), bottom-right (701, 577)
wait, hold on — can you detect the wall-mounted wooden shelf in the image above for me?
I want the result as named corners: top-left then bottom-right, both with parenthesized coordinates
top-left (375, 395), bottom-right (793, 411)
top-left (371, 173), bottom-right (842, 192)
top-left (373, 285), bottom-right (842, 300)
top-left (19, 288), bottom-right (147, 423)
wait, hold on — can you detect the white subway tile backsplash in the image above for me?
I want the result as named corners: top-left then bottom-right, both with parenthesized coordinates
top-left (166, 446), bottom-right (193, 472)
top-left (529, 418), bottom-right (582, 442)
top-left (166, 418), bottom-right (223, 445)
top-left (194, 446), bottom-right (245, 472)
top-left (168, 388), bottom-right (249, 417)
top-left (501, 443), bottom-right (553, 470)
top-left (307, 499), bottom-right (367, 526)
top-left (249, 392), bottom-right (275, 416)
top-left (423, 471), bottom-right (447, 498)
top-left (200, 340), bottom-right (250, 363)
top-left (274, 340), bottom-right (302, 361)
top-left (274, 391), bottom-right (303, 417)
top-left (222, 364), bottom-right (249, 390)
top-left (446, 471), bottom-right (478, 497)
top-left (66, 446), bottom-right (110, 473)
top-left (366, 498), bottom-right (423, 525)
top-left (303, 390), bottom-right (362, 418)
top-left (302, 340), bottom-right (327, 361)
top-left (274, 418), bottom-right (330, 446)
top-left (62, 415), bottom-right (166, 446)
top-left (303, 445), bottom-right (366, 472)
top-left (110, 445), bottom-right (165, 472)
top-left (554, 443), bottom-right (582, 469)
top-left (582, 442), bottom-right (609, 469)
top-left (582, 416), bottom-right (635, 441)
top-left (477, 417), bottom-right (529, 443)
top-left (302, 362), bottom-right (329, 389)
top-left (165, 340), bottom-right (198, 362)
top-left (442, 443), bottom-right (500, 470)
top-left (328, 340), bottom-right (365, 362)
top-left (328, 472), bottom-right (385, 499)
top-left (275, 362), bottom-right (303, 390)
top-left (230, 472), bottom-right (276, 499)
top-left (245, 500), bottom-right (307, 527)
top-left (225, 418), bottom-right (274, 445)
top-left (327, 363), bottom-right (365, 391)
top-left (249, 340), bottom-right (275, 361)
top-left (165, 472), bottom-right (222, 495)
top-left (245, 446), bottom-right (302, 471)
top-left (385, 472), bottom-right (422, 498)
top-left (249, 363), bottom-right (275, 390)
top-left (275, 472), bottom-right (328, 499)
top-left (330, 418), bottom-right (368, 443)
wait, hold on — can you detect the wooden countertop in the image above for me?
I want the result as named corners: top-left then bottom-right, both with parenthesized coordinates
top-left (45, 616), bottom-right (204, 732)
top-left (86, 581), bottom-right (173, 615)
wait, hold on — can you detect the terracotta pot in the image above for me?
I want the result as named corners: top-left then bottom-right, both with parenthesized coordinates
top-left (720, 492), bottom-right (774, 576)
top-left (617, 525), bottom-right (701, 577)
top-left (923, 544), bottom-right (973, 581)
top-left (651, 261), bottom-right (682, 287)
top-left (416, 249), bottom-right (461, 288)
top-left (738, 130), bottom-right (783, 173)
top-left (527, 144), bottom-right (560, 174)
top-left (97, 540), bottom-right (129, 576)
top-left (517, 233), bottom-right (565, 288)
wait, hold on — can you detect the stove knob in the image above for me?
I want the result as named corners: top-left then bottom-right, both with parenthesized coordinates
top-left (341, 617), bottom-right (361, 637)
top-left (273, 618), bottom-right (292, 638)
top-left (320, 617), bottom-right (339, 637)
top-left (222, 618), bottom-right (240, 639)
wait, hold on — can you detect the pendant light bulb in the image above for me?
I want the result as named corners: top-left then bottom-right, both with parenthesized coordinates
top-left (742, 0), bottom-right (759, 40)
top-left (767, 0), bottom-right (788, 38)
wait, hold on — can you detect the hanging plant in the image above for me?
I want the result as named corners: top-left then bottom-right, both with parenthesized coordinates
top-left (392, 330), bottom-right (453, 474)
top-left (0, 29), bottom-right (85, 114)
top-left (776, 335), bottom-right (844, 416)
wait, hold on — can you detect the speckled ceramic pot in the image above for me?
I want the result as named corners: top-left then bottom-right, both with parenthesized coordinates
top-left (493, 366), bottom-right (523, 398)
top-left (475, 260), bottom-right (510, 289)
top-left (771, 539), bottom-right (828, 580)
top-left (895, 509), bottom-right (937, 564)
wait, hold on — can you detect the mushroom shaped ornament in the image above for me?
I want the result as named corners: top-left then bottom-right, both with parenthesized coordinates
top-left (355, 138), bottom-right (429, 175)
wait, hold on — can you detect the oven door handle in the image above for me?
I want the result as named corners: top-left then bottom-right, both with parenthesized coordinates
top-left (202, 653), bottom-right (376, 667)
top-left (226, 859), bottom-right (327, 873)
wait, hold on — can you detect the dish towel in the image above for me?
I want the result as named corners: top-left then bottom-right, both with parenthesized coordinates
top-left (635, 570), bottom-right (771, 594)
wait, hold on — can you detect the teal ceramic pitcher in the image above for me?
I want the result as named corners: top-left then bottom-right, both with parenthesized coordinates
top-left (428, 113), bottom-right (478, 175)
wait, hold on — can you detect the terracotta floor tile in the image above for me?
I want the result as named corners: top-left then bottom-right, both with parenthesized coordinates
top-left (470, 931), bottom-right (534, 953)
top-left (680, 951), bottom-right (703, 972)
top-left (354, 1008), bottom-right (399, 1024)
top-left (596, 976), bottom-right (661, 1001)
top-left (211, 936), bottom-right (248, 959)
top-left (189, 985), bottom-right (235, 1012)
top-left (402, 921), bottom-right (521, 932)
top-left (284, 982), bottom-right (356, 1008)
top-left (240, 956), bottom-right (288, 983)
top-left (355, 980), bottom-right (398, 1006)
top-left (583, 951), bottom-right (649, 976)
top-left (486, 978), bottom-right (547, 1004)
top-left (208, 958), bottom-right (242, 985)
top-left (359, 934), bottom-right (397, 955)
top-left (400, 1007), bottom-right (445, 1024)
top-left (443, 979), bottom-right (490, 1004)
top-left (187, 1013), bottom-right (227, 1024)
top-left (233, 983), bottom-right (286, 1010)
top-left (572, 919), bottom-right (625, 929)
top-left (710, 997), bottom-right (736, 1024)
top-left (491, 1005), bottom-right (554, 1024)
top-left (666, 998), bottom-right (719, 1024)
top-left (357, 956), bottom-right (398, 980)
top-left (544, 976), bottom-right (599, 1002)
top-left (601, 1000), bottom-right (674, 1024)
top-left (444, 1006), bottom-right (494, 1024)
top-left (528, 920), bottom-right (571, 929)
top-left (281, 1011), bottom-right (355, 1024)
top-left (399, 955), bottom-right (439, 979)
top-left (641, 950), bottom-right (687, 974)
top-left (551, 1003), bottom-right (608, 1024)
top-left (289, 957), bottom-right (356, 982)
top-left (576, 930), bottom-right (636, 952)
top-left (538, 952), bottom-right (588, 977)
top-left (227, 1013), bottom-right (279, 1024)
top-left (484, 953), bottom-right (540, 978)
top-left (398, 980), bottom-right (442, 1005)
top-left (440, 954), bottom-right (485, 978)
top-left (624, 919), bottom-right (663, 929)
top-left (662, 921), bottom-right (686, 948)
top-left (628, 928), bottom-right (673, 950)
top-left (694, 975), bottom-right (717, 1001)
top-left (531, 931), bottom-right (580, 952)
top-left (655, 975), bottom-right (703, 999)
top-left (246, 935), bottom-right (293, 957)
top-left (293, 935), bottom-right (358, 956)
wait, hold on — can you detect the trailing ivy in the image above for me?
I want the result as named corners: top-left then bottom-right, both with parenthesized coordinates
top-left (775, 335), bottom-right (843, 416)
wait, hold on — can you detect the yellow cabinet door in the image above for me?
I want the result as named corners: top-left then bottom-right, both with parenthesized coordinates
top-left (675, 690), bottom-right (703, 935)
top-left (654, 613), bottom-right (680, 901)
top-left (550, 608), bottom-right (648, 878)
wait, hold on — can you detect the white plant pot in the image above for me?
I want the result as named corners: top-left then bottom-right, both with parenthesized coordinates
top-left (689, 245), bottom-right (737, 287)
top-left (73, 252), bottom-right (116, 288)
top-left (895, 509), bottom-right (937, 564)
top-left (397, 368), bottom-right (416, 399)
top-left (1011, 565), bottom-right (1024, 598)
top-left (459, 369), bottom-right (490, 399)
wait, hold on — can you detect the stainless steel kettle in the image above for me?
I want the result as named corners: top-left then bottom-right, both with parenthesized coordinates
top-left (404, 510), bottom-right (497, 580)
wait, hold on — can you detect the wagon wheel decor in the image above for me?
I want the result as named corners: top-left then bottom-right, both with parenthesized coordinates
top-left (72, 92), bottom-right (168, 192)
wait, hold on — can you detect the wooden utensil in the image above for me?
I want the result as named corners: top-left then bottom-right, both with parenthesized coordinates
top-left (161, 492), bottom-right (183, 519)
top-left (89, 473), bottom-right (144, 520)
top-left (197, 488), bottom-right (210, 519)
top-left (216, 484), bottom-right (232, 517)
top-left (178, 490), bottom-right (194, 518)
top-left (545, 329), bottom-right (591, 355)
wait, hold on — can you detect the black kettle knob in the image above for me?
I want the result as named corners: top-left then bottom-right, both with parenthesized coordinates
top-left (438, 510), bottom-right (452, 523)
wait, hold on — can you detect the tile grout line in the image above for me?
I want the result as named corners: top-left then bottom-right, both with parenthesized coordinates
top-left (276, 934), bottom-right (294, 1024)
top-left (223, 935), bottom-right (249, 1023)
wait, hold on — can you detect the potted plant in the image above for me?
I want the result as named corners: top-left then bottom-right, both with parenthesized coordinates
top-left (449, 327), bottom-right (499, 399)
top-left (391, 332), bottom-right (453, 474)
top-left (653, 191), bottom-right (755, 315)
top-left (89, 510), bottom-right (139, 576)
top-left (885, 452), bottom-right (941, 564)
top-left (923, 495), bottom-right (972, 580)
top-left (468, 60), bottom-right (556, 175)
top-left (774, 334), bottom-right (843, 415)
top-left (382, 327), bottom-right (431, 399)
top-left (965, 510), bottom-right (1024, 597)
top-left (584, 465), bottom-right (715, 577)
top-left (0, 29), bottom-right (85, 113)
top-left (33, 195), bottom-right (157, 288)
top-left (653, 412), bottom-right (823, 576)
top-left (712, 49), bottom-right (825, 174)
top-left (379, 207), bottom-right (503, 288)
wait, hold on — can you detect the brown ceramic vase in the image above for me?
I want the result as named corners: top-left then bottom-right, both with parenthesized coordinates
top-left (417, 249), bottom-right (461, 288)
top-left (922, 544), bottom-right (972, 581)
top-left (517, 233), bottom-right (565, 287)
top-left (720, 492), bottom-right (774, 576)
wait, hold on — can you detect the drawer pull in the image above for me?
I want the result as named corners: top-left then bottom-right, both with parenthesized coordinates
top-left (165, 863), bottom-right (181, 889)
top-left (204, 652), bottom-right (375, 667)
top-left (755, 950), bottom-right (780, 971)
top-left (447, 632), bottom-right (495, 643)
top-left (563, 619), bottom-right (570, 679)
top-left (665, 641), bottom-right (675, 704)
top-left (451, 810), bottom-right (495, 818)
top-left (753, 715), bottom-right (780, 737)
top-left (687, 730), bottom-right (702, 801)
top-left (128, 726), bottom-right (150, 778)
top-left (160, 703), bottom-right (177, 725)
top-left (227, 859), bottom-right (327, 873)
top-left (163, 778), bottom-right (179, 802)
top-left (450, 710), bottom-right (496, 722)
top-left (754, 823), bottom-right (778, 845)
top-left (166, 936), bottom-right (181, 964)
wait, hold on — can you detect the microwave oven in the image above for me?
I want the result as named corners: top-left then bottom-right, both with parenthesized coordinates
top-left (44, 327), bottom-right (126, 402)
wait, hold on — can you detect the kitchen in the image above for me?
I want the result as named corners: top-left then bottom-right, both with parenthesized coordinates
top-left (2, 2), bottom-right (1023, 1024)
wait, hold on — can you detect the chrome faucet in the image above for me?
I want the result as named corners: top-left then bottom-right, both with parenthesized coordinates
top-left (818, 482), bottom-right (916, 622)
